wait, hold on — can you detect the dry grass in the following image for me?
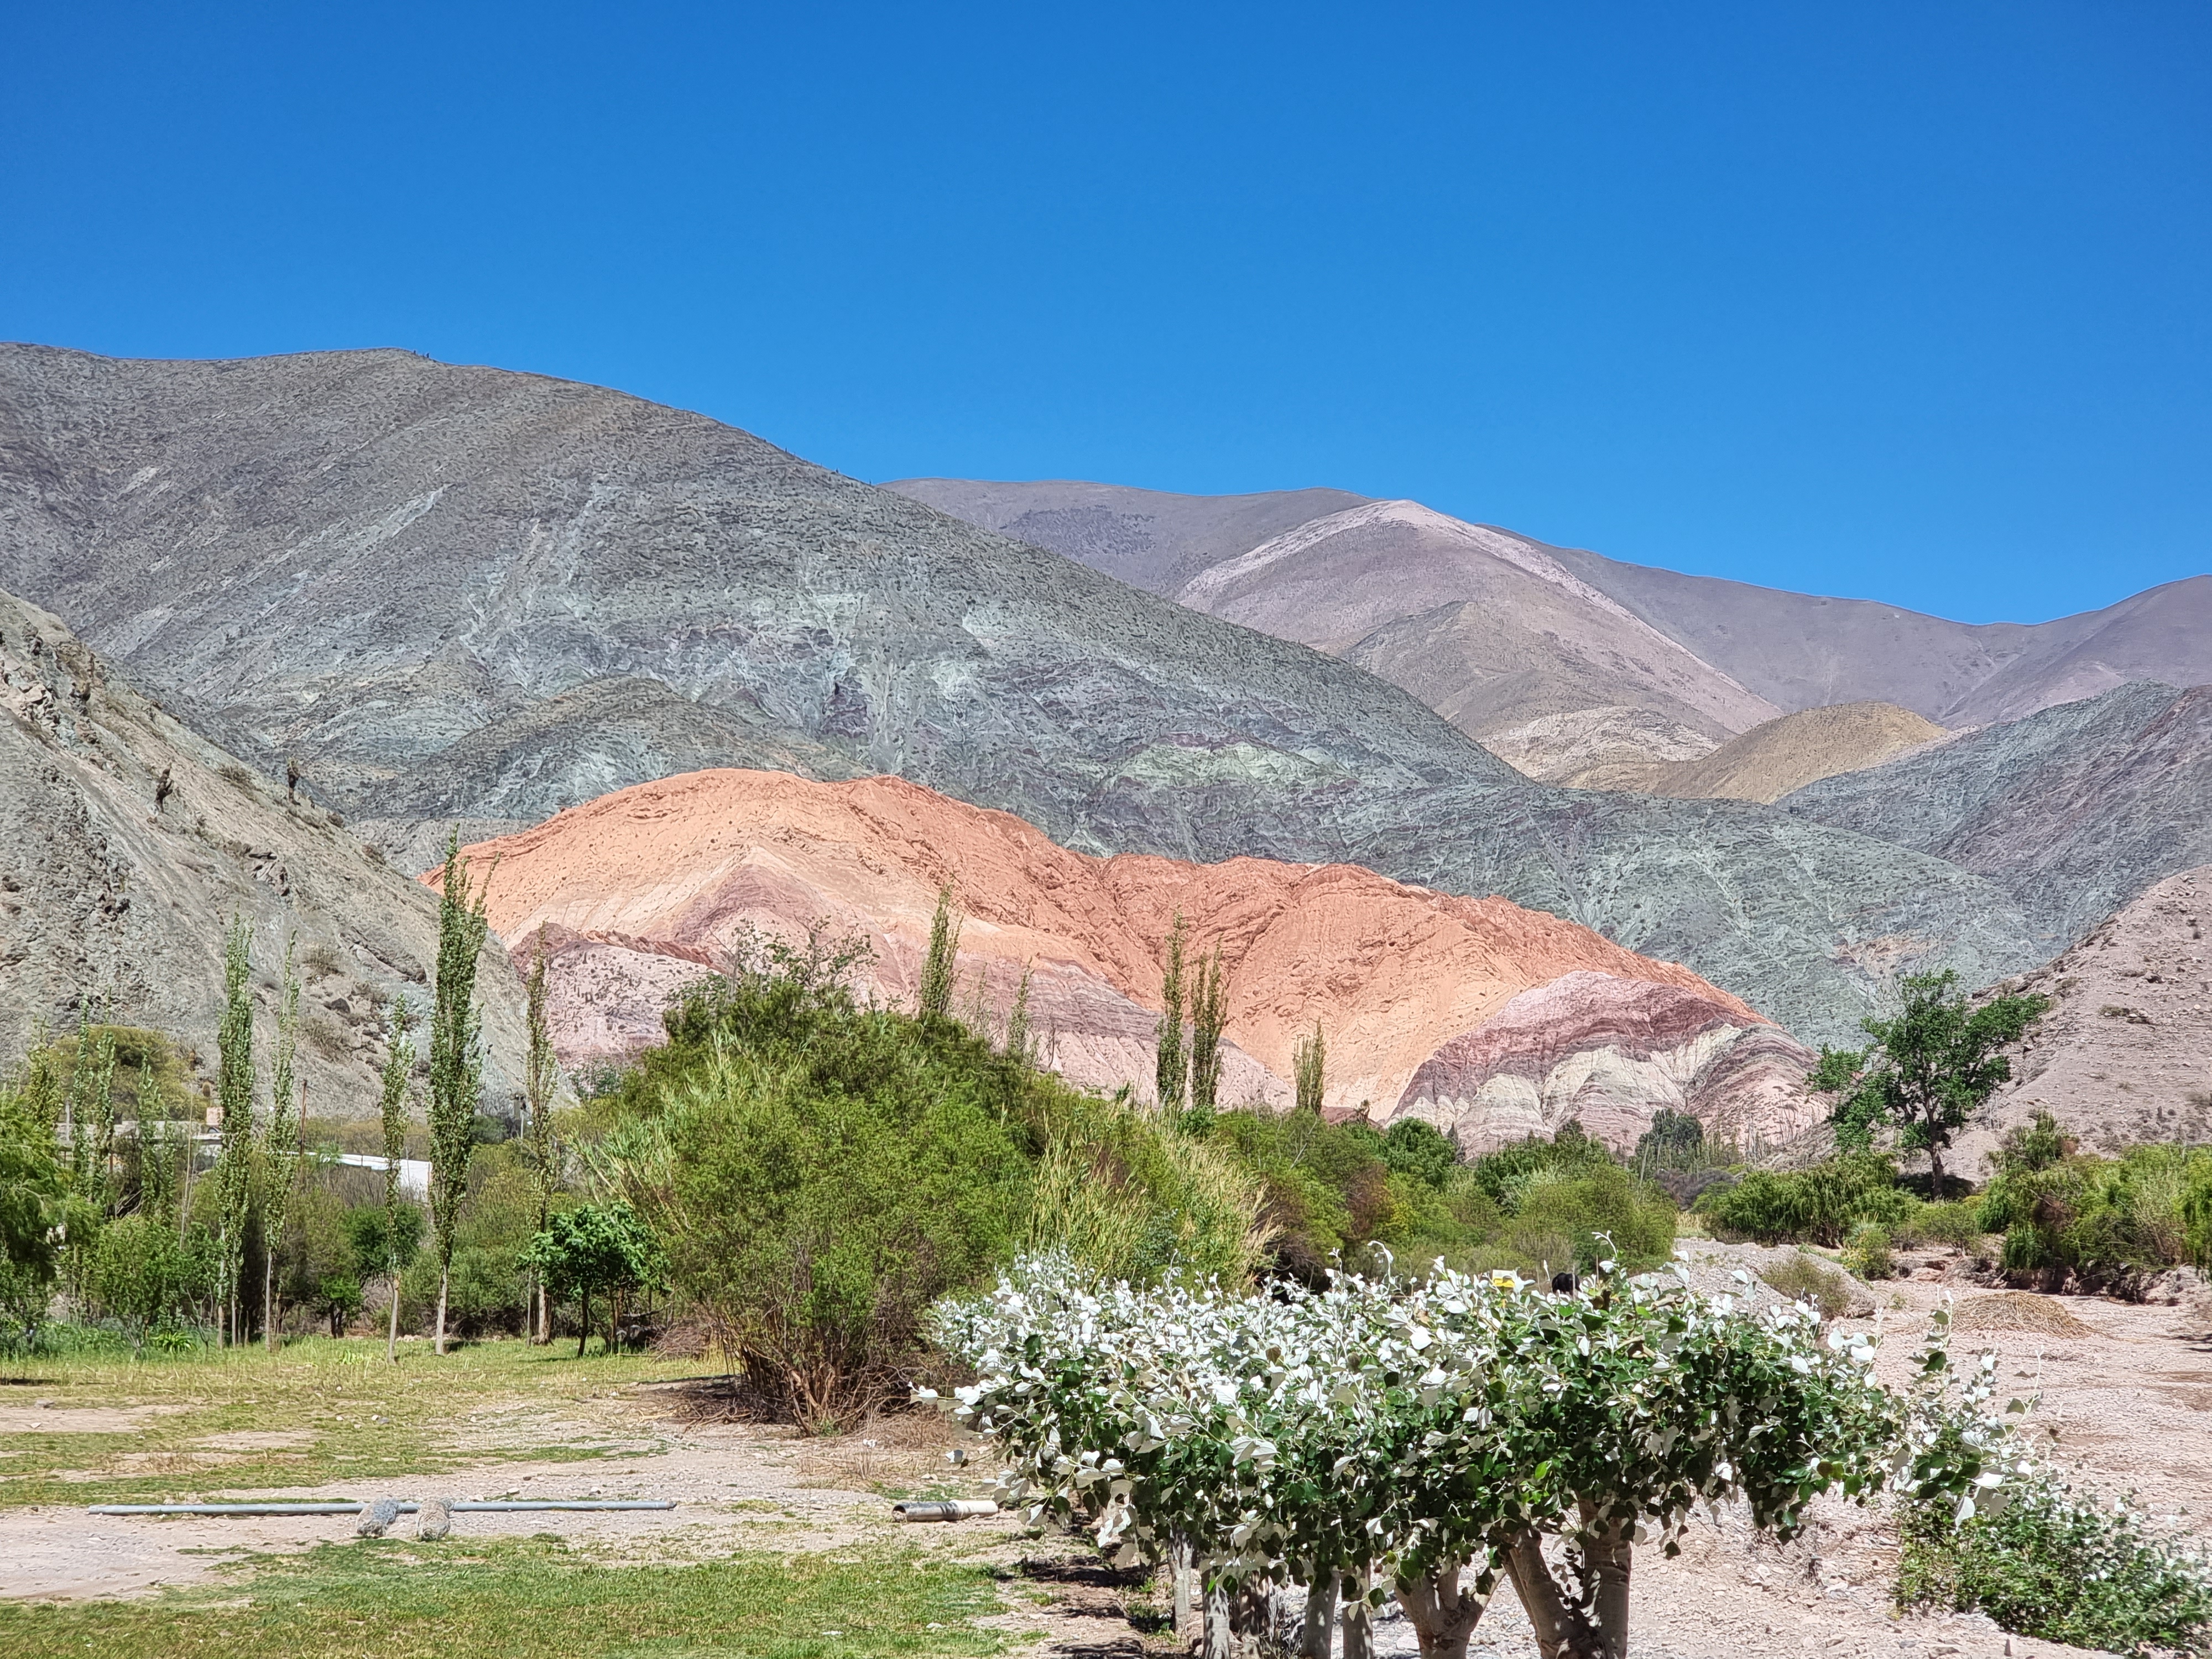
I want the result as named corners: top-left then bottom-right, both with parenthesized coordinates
top-left (1952, 1291), bottom-right (2095, 1338)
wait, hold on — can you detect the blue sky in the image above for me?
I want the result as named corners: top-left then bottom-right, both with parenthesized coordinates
top-left (3, 3), bottom-right (2205, 623)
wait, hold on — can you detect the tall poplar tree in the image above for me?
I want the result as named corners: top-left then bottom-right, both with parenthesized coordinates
top-left (427, 833), bottom-right (492, 1356)
top-left (917, 885), bottom-right (962, 1020)
top-left (378, 996), bottom-right (417, 1363)
top-left (1154, 912), bottom-right (1188, 1112)
top-left (1186, 943), bottom-right (1226, 1118)
top-left (523, 928), bottom-right (561, 1345)
top-left (213, 916), bottom-right (257, 1345)
top-left (260, 935), bottom-right (301, 1351)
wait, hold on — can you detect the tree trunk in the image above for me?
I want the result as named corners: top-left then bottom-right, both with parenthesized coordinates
top-left (1202, 1577), bottom-right (1232, 1659)
top-left (1929, 1145), bottom-right (1947, 1199)
top-left (577, 1289), bottom-right (589, 1359)
top-left (1396, 1561), bottom-right (1488, 1659)
top-left (1301, 1574), bottom-right (1338, 1658)
top-left (263, 1251), bottom-right (277, 1353)
top-left (1171, 1536), bottom-right (1199, 1649)
top-left (1503, 1533), bottom-right (1609, 1659)
top-left (386, 1270), bottom-right (401, 1362)
top-left (1339, 1575), bottom-right (1375, 1659)
top-left (435, 1264), bottom-right (450, 1356)
top-left (1579, 1511), bottom-right (1633, 1659)
top-left (535, 1282), bottom-right (549, 1347)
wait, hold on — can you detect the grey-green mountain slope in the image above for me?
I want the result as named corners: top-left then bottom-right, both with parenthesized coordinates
top-left (0, 343), bottom-right (2045, 1043)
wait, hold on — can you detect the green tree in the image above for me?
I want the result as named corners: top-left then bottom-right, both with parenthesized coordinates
top-left (1, 1072), bottom-right (81, 1346)
top-left (377, 997), bottom-right (418, 1363)
top-left (1154, 912), bottom-right (1188, 1112)
top-left (1813, 971), bottom-right (2049, 1193)
top-left (427, 832), bottom-right (493, 1355)
top-left (212, 915), bottom-right (257, 1345)
top-left (522, 928), bottom-right (561, 1345)
top-left (1186, 943), bottom-right (1226, 1117)
top-left (917, 884), bottom-right (962, 1020)
top-left (1291, 1021), bottom-right (1326, 1117)
top-left (259, 934), bottom-right (302, 1351)
top-left (87, 1214), bottom-right (194, 1353)
top-left (519, 1202), bottom-right (663, 1357)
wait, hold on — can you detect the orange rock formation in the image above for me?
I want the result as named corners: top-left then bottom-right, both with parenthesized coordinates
top-left (443, 768), bottom-right (1809, 1144)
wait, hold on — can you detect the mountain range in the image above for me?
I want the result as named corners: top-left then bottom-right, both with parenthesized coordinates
top-left (2, 344), bottom-right (2205, 1142)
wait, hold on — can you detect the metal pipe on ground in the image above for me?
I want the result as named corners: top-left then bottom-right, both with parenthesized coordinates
top-left (891, 1500), bottom-right (1000, 1522)
top-left (86, 1501), bottom-right (676, 1516)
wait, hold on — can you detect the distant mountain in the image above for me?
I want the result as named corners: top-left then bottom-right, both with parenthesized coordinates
top-left (1572, 702), bottom-right (1946, 802)
top-left (894, 478), bottom-right (2212, 737)
top-left (0, 345), bottom-right (2052, 1045)
top-left (1778, 680), bottom-right (2212, 951)
top-left (445, 766), bottom-right (1820, 1152)
top-left (0, 586), bottom-right (530, 1113)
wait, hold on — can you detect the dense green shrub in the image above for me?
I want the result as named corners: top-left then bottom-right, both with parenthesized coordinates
top-left (1976, 1113), bottom-right (2212, 1282)
top-left (1698, 1152), bottom-right (1915, 1246)
top-left (1465, 1120), bottom-right (1618, 1212)
top-left (1499, 1160), bottom-right (1677, 1276)
top-left (1899, 1472), bottom-right (2212, 1653)
top-left (1897, 1199), bottom-right (1986, 1251)
top-left (1757, 1251), bottom-right (1856, 1318)
top-left (1843, 1222), bottom-right (1893, 1281)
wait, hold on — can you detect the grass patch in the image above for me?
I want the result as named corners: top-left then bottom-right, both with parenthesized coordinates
top-left (0, 1337), bottom-right (698, 1507)
top-left (0, 1535), bottom-right (1009, 1658)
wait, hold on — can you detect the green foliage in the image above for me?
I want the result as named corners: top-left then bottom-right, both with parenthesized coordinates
top-left (1022, 1115), bottom-right (1270, 1288)
top-left (604, 956), bottom-right (1046, 1428)
top-left (1899, 1471), bottom-right (2212, 1654)
top-left (1815, 970), bottom-right (2049, 1190)
top-left (1975, 1115), bottom-right (2212, 1282)
top-left (1154, 911), bottom-right (1187, 1112)
top-left (85, 1214), bottom-right (204, 1350)
top-left (1899, 1199), bottom-right (1987, 1251)
top-left (1291, 1021), bottom-right (1324, 1115)
top-left (916, 883), bottom-right (962, 1020)
top-left (1186, 942), bottom-right (1225, 1115)
top-left (1503, 1159), bottom-right (1677, 1277)
top-left (0, 1068), bottom-right (82, 1345)
top-left (427, 833), bottom-right (493, 1348)
top-left (213, 914), bottom-right (256, 1326)
top-left (1632, 1107), bottom-right (1707, 1173)
top-left (518, 1202), bottom-right (664, 1355)
top-left (1698, 1152), bottom-right (1916, 1247)
top-left (1843, 1223), bottom-right (1893, 1281)
top-left (1466, 1120), bottom-right (1617, 1213)
top-left (1379, 1118), bottom-right (1455, 1188)
top-left (1757, 1251), bottom-right (1857, 1319)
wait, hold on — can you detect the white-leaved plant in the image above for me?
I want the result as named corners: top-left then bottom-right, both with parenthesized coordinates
top-left (927, 1251), bottom-right (2014, 1659)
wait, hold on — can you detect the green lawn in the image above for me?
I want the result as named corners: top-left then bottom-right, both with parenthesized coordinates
top-left (0, 1536), bottom-right (1011, 1658)
top-left (0, 1335), bottom-right (697, 1507)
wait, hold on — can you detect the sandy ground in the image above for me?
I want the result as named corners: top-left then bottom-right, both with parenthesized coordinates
top-left (3, 1276), bottom-right (2206, 1658)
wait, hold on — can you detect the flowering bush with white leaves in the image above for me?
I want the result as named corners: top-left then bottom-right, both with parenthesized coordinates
top-left (926, 1252), bottom-right (2015, 1659)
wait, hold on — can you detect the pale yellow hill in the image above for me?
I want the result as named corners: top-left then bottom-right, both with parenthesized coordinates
top-left (1567, 701), bottom-right (1947, 803)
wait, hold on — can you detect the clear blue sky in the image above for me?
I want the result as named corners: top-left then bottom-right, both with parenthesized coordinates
top-left (3, 3), bottom-right (2206, 623)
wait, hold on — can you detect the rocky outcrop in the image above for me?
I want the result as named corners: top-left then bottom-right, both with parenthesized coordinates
top-left (1390, 973), bottom-right (1820, 1155)
top-left (1481, 705), bottom-right (1719, 785)
top-left (445, 767), bottom-right (1816, 1147)
top-left (0, 587), bottom-right (530, 1113)
top-left (0, 345), bottom-right (2053, 1046)
top-left (1949, 865), bottom-right (2212, 1174)
top-left (1570, 702), bottom-right (1948, 802)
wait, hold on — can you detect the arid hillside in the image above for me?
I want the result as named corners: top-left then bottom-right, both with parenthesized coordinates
top-left (442, 767), bottom-right (1820, 1150)
top-left (1567, 701), bottom-right (1947, 801)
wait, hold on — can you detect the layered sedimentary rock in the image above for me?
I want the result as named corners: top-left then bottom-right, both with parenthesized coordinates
top-left (444, 766), bottom-right (1814, 1149)
top-left (0, 587), bottom-right (530, 1113)
top-left (1389, 972), bottom-right (1819, 1154)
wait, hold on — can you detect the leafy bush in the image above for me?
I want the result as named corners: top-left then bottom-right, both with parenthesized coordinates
top-left (1843, 1223), bottom-right (1893, 1281)
top-left (1898, 1200), bottom-right (1986, 1252)
top-left (520, 1201), bottom-right (665, 1356)
top-left (1466, 1120), bottom-right (1618, 1212)
top-left (1698, 1153), bottom-right (1916, 1246)
top-left (1502, 1160), bottom-right (1676, 1276)
top-left (1023, 1117), bottom-right (1270, 1288)
top-left (1899, 1472), bottom-right (2212, 1654)
top-left (1758, 1251), bottom-right (1856, 1318)
top-left (1976, 1114), bottom-right (2212, 1282)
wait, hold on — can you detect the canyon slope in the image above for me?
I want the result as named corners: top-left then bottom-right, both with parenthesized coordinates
top-left (0, 586), bottom-right (530, 1114)
top-left (445, 767), bottom-right (1821, 1153)
top-left (0, 345), bottom-right (2054, 1045)
top-left (1950, 865), bottom-right (2212, 1174)
top-left (895, 478), bottom-right (2212, 734)
top-left (1569, 702), bottom-right (1946, 801)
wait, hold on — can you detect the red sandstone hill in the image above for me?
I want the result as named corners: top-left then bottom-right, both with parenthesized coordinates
top-left (439, 768), bottom-right (1818, 1151)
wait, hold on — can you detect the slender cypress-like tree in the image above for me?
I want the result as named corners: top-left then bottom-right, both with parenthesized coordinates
top-left (1186, 943), bottom-right (1226, 1116)
top-left (1003, 962), bottom-right (1036, 1067)
top-left (1154, 911), bottom-right (1188, 1112)
top-left (260, 935), bottom-right (301, 1352)
top-left (917, 884), bottom-right (962, 1020)
top-left (427, 833), bottom-right (492, 1356)
top-left (523, 928), bottom-right (561, 1345)
top-left (1292, 1020), bottom-right (1326, 1116)
top-left (378, 997), bottom-right (417, 1363)
top-left (213, 916), bottom-right (257, 1345)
